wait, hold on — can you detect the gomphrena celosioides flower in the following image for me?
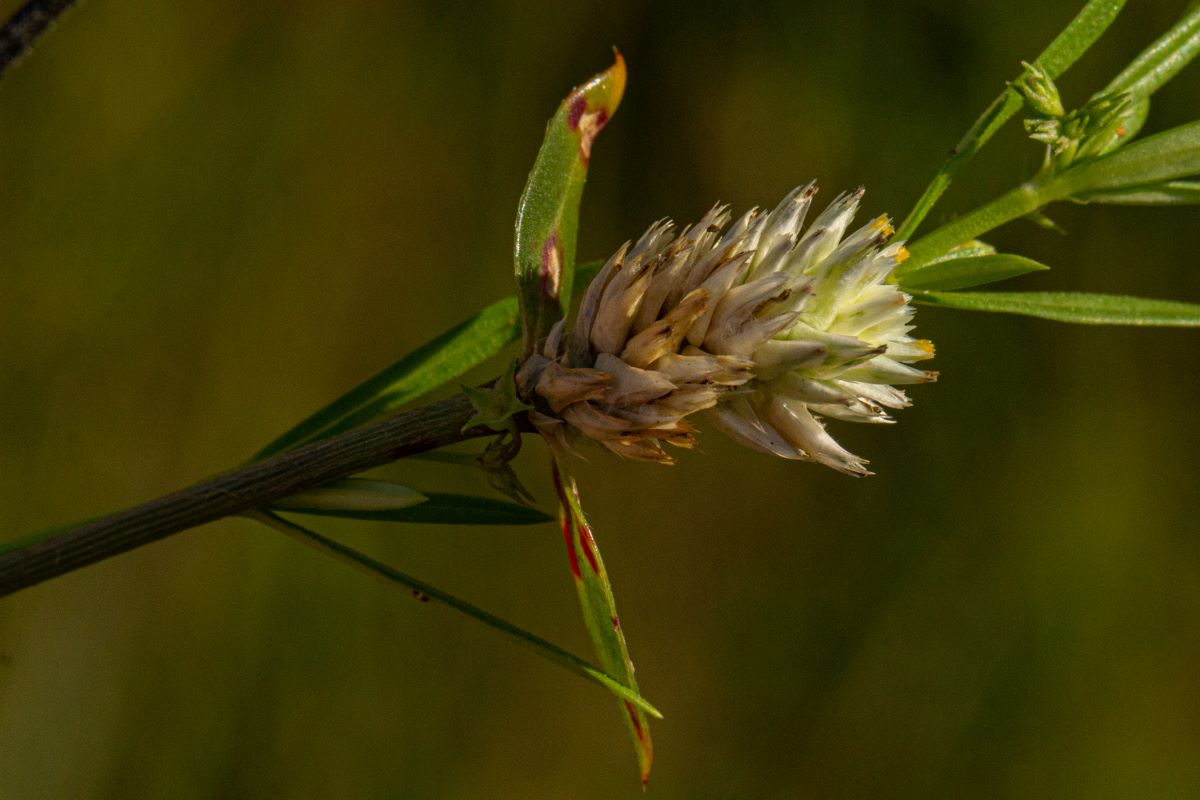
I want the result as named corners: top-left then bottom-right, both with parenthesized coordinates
top-left (517, 184), bottom-right (937, 475)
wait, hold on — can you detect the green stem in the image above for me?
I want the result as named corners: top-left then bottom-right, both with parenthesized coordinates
top-left (902, 181), bottom-right (1055, 271)
top-left (896, 0), bottom-right (1126, 239)
top-left (895, 91), bottom-right (1024, 241)
top-left (248, 509), bottom-right (663, 719)
top-left (0, 395), bottom-right (489, 598)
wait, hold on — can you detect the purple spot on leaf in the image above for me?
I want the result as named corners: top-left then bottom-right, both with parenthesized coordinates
top-left (567, 94), bottom-right (587, 130)
top-left (541, 232), bottom-right (562, 301)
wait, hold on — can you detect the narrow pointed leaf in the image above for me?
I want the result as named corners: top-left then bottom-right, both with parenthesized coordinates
top-left (255, 297), bottom-right (521, 459)
top-left (1077, 179), bottom-right (1200, 205)
top-left (255, 258), bottom-right (603, 462)
top-left (514, 53), bottom-right (626, 355)
top-left (897, 0), bottom-right (1126, 238)
top-left (273, 478), bottom-right (427, 513)
top-left (551, 460), bottom-right (653, 786)
top-left (899, 253), bottom-right (1051, 291)
top-left (916, 290), bottom-right (1200, 326)
top-left (251, 510), bottom-right (662, 718)
top-left (278, 492), bottom-right (553, 525)
top-left (1101, 5), bottom-right (1200, 100)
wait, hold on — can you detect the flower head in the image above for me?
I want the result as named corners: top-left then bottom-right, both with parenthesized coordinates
top-left (516, 184), bottom-right (936, 475)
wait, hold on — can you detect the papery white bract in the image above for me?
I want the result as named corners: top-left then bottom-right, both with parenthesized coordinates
top-left (517, 184), bottom-right (936, 475)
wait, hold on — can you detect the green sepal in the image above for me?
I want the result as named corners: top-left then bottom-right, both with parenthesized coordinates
top-left (461, 359), bottom-right (532, 433)
top-left (1017, 60), bottom-right (1064, 117)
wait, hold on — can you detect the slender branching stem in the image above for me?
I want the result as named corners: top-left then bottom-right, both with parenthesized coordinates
top-left (0, 395), bottom-right (492, 598)
top-left (249, 509), bottom-right (662, 717)
top-left (902, 174), bottom-right (1076, 271)
top-left (0, 0), bottom-right (76, 79)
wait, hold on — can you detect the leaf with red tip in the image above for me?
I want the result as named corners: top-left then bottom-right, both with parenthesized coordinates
top-left (551, 460), bottom-right (654, 786)
top-left (514, 53), bottom-right (626, 356)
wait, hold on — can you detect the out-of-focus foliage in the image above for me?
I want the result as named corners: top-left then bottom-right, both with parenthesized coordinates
top-left (0, 1), bottom-right (1198, 797)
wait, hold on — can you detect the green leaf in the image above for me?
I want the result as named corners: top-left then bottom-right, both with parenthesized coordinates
top-left (514, 53), bottom-right (626, 355)
top-left (278, 491), bottom-right (553, 525)
top-left (916, 290), bottom-right (1200, 326)
top-left (254, 296), bottom-right (521, 460)
top-left (899, 254), bottom-right (1051, 292)
top-left (1076, 179), bottom-right (1200, 205)
top-left (1101, 6), bottom-right (1200, 101)
top-left (1037, 0), bottom-right (1127, 75)
top-left (251, 510), bottom-right (663, 719)
top-left (272, 479), bottom-right (427, 513)
top-left (896, 0), bottom-right (1126, 239)
top-left (1051, 119), bottom-right (1200, 196)
top-left (551, 461), bottom-right (653, 786)
top-left (254, 256), bottom-right (603, 462)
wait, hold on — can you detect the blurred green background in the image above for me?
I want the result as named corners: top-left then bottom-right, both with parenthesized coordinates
top-left (2, 1), bottom-right (1199, 797)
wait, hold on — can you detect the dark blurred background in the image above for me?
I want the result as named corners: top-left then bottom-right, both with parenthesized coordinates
top-left (1, 1), bottom-right (1198, 797)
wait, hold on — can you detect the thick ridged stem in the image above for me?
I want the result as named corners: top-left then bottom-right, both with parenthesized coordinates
top-left (0, 395), bottom-right (490, 598)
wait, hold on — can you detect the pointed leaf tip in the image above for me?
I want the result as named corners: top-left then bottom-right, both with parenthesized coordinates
top-left (552, 461), bottom-right (654, 784)
top-left (572, 50), bottom-right (626, 134)
top-left (514, 53), bottom-right (628, 355)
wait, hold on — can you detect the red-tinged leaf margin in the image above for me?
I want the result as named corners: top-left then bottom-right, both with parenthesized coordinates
top-left (551, 459), bottom-right (653, 786)
top-left (514, 52), bottom-right (626, 357)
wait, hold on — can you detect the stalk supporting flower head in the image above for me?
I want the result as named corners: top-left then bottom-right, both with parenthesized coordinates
top-left (516, 184), bottom-right (936, 475)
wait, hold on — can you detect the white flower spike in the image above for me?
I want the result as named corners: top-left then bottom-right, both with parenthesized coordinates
top-left (516, 184), bottom-right (936, 475)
